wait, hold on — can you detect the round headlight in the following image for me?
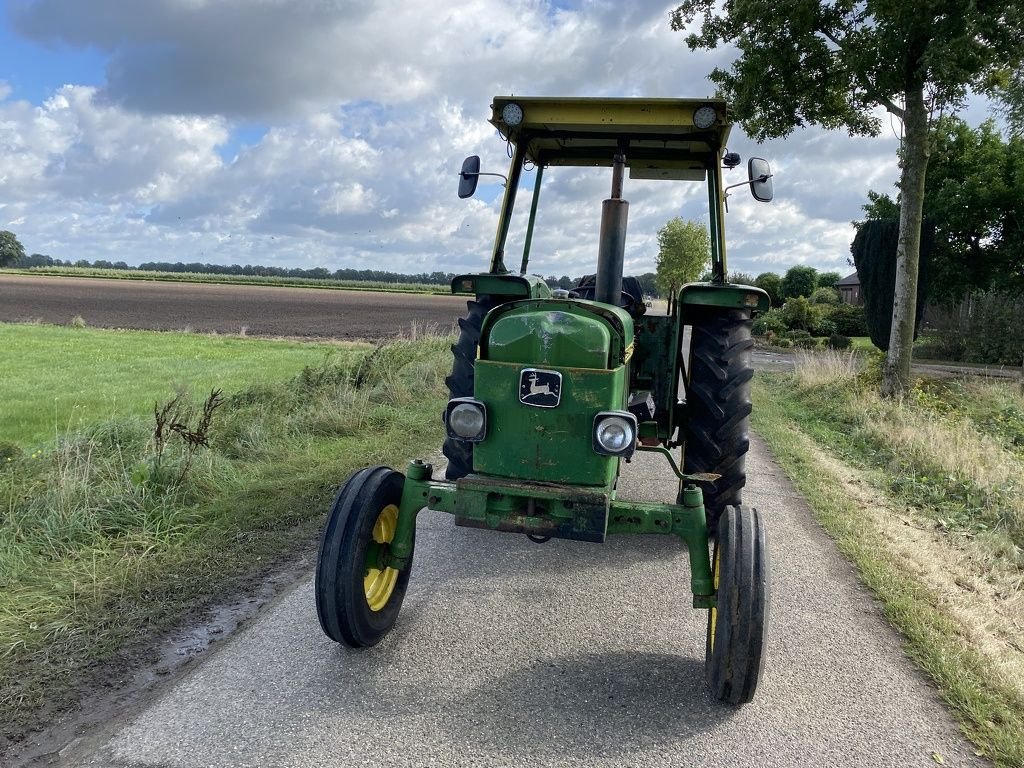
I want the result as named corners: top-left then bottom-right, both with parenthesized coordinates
top-left (595, 416), bottom-right (635, 453)
top-left (449, 403), bottom-right (485, 439)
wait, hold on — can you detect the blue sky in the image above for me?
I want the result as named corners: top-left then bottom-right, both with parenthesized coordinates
top-left (0, 0), bottom-right (954, 280)
top-left (0, 20), bottom-right (104, 101)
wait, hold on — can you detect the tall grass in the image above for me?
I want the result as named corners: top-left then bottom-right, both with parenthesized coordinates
top-left (756, 350), bottom-right (1024, 764)
top-left (0, 334), bottom-right (454, 744)
top-left (786, 350), bottom-right (1024, 549)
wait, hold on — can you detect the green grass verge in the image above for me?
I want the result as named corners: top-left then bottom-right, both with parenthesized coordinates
top-left (0, 322), bottom-right (358, 447)
top-left (2, 266), bottom-right (442, 294)
top-left (753, 371), bottom-right (1024, 767)
top-left (849, 335), bottom-right (875, 352)
top-left (0, 330), bottom-right (455, 747)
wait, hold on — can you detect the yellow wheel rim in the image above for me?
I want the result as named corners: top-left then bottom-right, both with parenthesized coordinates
top-left (709, 546), bottom-right (721, 652)
top-left (363, 504), bottom-right (400, 612)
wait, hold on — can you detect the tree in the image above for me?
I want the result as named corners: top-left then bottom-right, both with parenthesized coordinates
top-left (861, 117), bottom-right (1024, 303)
top-left (754, 272), bottom-right (782, 307)
top-left (655, 217), bottom-right (710, 305)
top-left (672, 0), bottom-right (1024, 396)
top-left (635, 272), bottom-right (659, 298)
top-left (994, 69), bottom-right (1024, 138)
top-left (0, 231), bottom-right (25, 267)
top-left (852, 219), bottom-right (932, 350)
top-left (728, 271), bottom-right (756, 285)
top-left (817, 271), bottom-right (842, 290)
top-left (781, 265), bottom-right (817, 300)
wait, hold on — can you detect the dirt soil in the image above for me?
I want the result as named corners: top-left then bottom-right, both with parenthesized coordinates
top-left (0, 274), bottom-right (470, 339)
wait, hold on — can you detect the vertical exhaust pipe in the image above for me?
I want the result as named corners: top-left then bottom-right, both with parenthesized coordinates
top-left (595, 151), bottom-right (628, 306)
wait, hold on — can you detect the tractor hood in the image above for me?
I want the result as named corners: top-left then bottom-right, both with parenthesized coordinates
top-left (480, 299), bottom-right (633, 370)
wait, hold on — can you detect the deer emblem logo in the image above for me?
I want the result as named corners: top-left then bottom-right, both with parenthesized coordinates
top-left (519, 369), bottom-right (562, 408)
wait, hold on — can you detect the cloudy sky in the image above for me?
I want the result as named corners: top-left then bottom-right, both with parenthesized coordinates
top-left (0, 0), bottom-right (974, 280)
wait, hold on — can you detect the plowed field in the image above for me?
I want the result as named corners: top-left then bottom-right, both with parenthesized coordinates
top-left (0, 274), bottom-right (469, 340)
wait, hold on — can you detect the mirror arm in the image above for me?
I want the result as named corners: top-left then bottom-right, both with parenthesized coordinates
top-left (722, 174), bottom-right (772, 195)
top-left (459, 171), bottom-right (508, 187)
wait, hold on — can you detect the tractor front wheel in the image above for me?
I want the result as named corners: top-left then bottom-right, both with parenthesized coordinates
top-left (682, 307), bottom-right (754, 532)
top-left (705, 505), bottom-right (769, 704)
top-left (315, 466), bottom-right (414, 647)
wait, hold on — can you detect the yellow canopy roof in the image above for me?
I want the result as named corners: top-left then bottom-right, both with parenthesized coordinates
top-left (489, 96), bottom-right (731, 180)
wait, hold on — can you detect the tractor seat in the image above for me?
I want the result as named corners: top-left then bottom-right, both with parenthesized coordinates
top-left (568, 274), bottom-right (647, 318)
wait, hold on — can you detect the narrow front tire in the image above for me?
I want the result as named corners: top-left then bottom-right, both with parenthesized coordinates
top-left (315, 466), bottom-right (414, 647)
top-left (705, 505), bottom-right (769, 704)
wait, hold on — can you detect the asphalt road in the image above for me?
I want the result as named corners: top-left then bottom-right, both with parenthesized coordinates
top-left (70, 437), bottom-right (981, 768)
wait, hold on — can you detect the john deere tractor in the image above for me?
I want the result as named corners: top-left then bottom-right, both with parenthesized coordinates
top-left (316, 97), bottom-right (773, 704)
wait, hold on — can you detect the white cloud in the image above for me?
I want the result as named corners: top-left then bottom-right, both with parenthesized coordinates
top-left (1, 0), bottom-right (915, 278)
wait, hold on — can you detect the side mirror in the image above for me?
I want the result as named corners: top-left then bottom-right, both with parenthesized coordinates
top-left (748, 157), bottom-right (773, 202)
top-left (458, 155), bottom-right (481, 199)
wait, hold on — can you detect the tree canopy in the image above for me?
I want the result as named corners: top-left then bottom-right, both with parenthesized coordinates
top-left (0, 231), bottom-right (25, 268)
top-left (655, 217), bottom-right (710, 301)
top-left (817, 271), bottom-right (842, 290)
top-left (781, 265), bottom-right (818, 300)
top-left (754, 272), bottom-right (782, 307)
top-left (861, 117), bottom-right (1024, 303)
top-left (672, 0), bottom-right (1024, 396)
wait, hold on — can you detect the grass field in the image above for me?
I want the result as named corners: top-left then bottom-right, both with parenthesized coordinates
top-left (0, 323), bottom-right (358, 446)
top-left (3, 266), bottom-right (442, 294)
top-left (0, 323), bottom-right (454, 748)
top-left (753, 350), bottom-right (1024, 766)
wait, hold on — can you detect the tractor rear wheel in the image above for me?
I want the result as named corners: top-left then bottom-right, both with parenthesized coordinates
top-left (442, 295), bottom-right (496, 480)
top-left (682, 307), bottom-right (754, 532)
top-left (315, 466), bottom-right (414, 647)
top-left (705, 505), bottom-right (769, 705)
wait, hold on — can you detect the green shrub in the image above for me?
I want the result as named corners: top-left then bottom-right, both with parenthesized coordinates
top-left (786, 329), bottom-right (812, 342)
top-left (782, 297), bottom-right (812, 330)
top-left (809, 315), bottom-right (837, 337)
top-left (827, 333), bottom-right (852, 349)
top-left (856, 349), bottom-right (886, 387)
top-left (753, 308), bottom-right (787, 336)
top-left (775, 337), bottom-right (794, 348)
top-left (827, 304), bottom-right (869, 337)
top-left (810, 287), bottom-right (841, 305)
top-left (920, 291), bottom-right (1024, 364)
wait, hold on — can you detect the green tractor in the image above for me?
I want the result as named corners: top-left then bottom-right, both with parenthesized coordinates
top-left (316, 97), bottom-right (773, 704)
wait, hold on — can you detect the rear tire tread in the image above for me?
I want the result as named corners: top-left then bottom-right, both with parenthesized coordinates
top-left (442, 295), bottom-right (497, 480)
top-left (683, 308), bottom-right (755, 531)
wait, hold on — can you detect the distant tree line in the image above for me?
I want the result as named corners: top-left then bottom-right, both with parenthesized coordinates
top-left (10, 252), bottom-right (459, 286)
top-left (8, 247), bottom-right (662, 297)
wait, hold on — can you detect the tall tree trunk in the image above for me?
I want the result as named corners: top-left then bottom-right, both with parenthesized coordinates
top-left (881, 85), bottom-right (930, 397)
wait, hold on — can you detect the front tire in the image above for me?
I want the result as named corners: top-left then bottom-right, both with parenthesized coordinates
top-left (705, 505), bottom-right (769, 704)
top-left (315, 466), bottom-right (413, 647)
top-left (682, 307), bottom-right (754, 532)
